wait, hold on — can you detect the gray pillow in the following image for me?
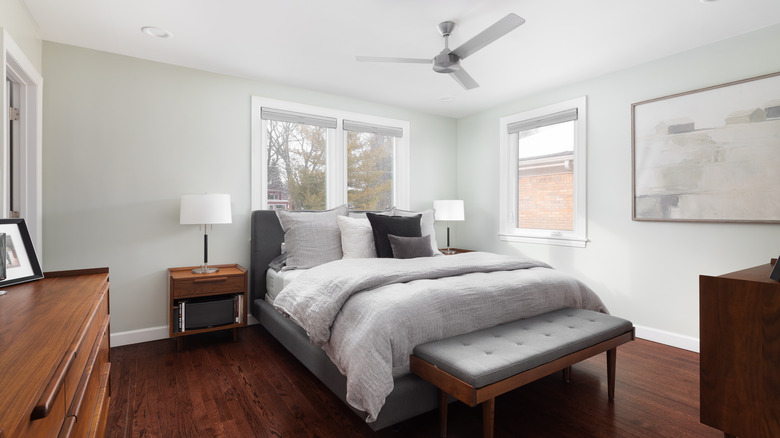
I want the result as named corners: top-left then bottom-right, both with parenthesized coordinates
top-left (277, 205), bottom-right (348, 269)
top-left (388, 234), bottom-right (434, 259)
top-left (392, 208), bottom-right (443, 255)
top-left (268, 253), bottom-right (287, 272)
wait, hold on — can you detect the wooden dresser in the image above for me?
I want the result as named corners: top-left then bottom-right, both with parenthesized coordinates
top-left (700, 261), bottom-right (780, 438)
top-left (0, 268), bottom-right (111, 438)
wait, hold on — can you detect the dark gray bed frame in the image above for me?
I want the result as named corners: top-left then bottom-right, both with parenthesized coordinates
top-left (249, 210), bottom-right (439, 430)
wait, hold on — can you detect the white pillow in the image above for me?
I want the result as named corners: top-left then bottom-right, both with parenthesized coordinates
top-left (337, 216), bottom-right (377, 258)
top-left (392, 208), bottom-right (443, 255)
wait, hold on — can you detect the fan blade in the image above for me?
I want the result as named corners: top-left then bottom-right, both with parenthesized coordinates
top-left (449, 68), bottom-right (479, 90)
top-left (356, 56), bottom-right (431, 64)
top-left (450, 13), bottom-right (525, 60)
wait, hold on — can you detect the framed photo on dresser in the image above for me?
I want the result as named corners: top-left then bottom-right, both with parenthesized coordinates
top-left (0, 219), bottom-right (43, 287)
top-left (770, 258), bottom-right (780, 282)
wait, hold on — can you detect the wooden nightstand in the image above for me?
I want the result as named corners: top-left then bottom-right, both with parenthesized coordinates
top-left (168, 264), bottom-right (247, 348)
top-left (440, 248), bottom-right (474, 255)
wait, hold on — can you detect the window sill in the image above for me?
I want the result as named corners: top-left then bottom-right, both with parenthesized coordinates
top-left (498, 233), bottom-right (588, 248)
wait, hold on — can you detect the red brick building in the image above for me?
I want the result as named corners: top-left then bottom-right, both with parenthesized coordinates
top-left (517, 152), bottom-right (574, 231)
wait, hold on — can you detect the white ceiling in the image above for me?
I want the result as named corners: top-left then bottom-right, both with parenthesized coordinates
top-left (19, 0), bottom-right (780, 118)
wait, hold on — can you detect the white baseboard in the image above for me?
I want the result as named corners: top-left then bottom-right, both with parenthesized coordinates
top-left (112, 319), bottom-right (697, 352)
top-left (111, 315), bottom-right (261, 347)
top-left (111, 325), bottom-right (169, 347)
top-left (634, 325), bottom-right (699, 353)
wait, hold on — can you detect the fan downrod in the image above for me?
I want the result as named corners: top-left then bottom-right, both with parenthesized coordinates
top-left (433, 21), bottom-right (461, 73)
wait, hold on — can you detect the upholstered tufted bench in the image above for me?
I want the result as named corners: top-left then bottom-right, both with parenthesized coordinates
top-left (410, 308), bottom-right (634, 438)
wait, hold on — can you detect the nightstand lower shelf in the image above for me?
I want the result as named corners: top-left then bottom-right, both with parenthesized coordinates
top-left (168, 264), bottom-right (248, 349)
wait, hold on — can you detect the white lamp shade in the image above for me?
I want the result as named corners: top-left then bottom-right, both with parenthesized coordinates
top-left (434, 200), bottom-right (464, 221)
top-left (180, 194), bottom-right (233, 225)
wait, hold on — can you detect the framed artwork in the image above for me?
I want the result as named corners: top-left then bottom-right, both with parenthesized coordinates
top-left (632, 71), bottom-right (780, 222)
top-left (0, 218), bottom-right (43, 288)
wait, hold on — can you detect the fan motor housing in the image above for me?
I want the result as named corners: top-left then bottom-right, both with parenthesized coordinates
top-left (433, 51), bottom-right (461, 73)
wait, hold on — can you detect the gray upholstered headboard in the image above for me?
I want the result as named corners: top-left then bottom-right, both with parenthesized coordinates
top-left (249, 210), bottom-right (285, 316)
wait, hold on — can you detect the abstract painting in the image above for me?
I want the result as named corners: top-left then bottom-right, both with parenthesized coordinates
top-left (632, 71), bottom-right (780, 222)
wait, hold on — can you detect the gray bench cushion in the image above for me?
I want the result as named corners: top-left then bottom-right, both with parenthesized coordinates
top-left (412, 308), bottom-right (633, 389)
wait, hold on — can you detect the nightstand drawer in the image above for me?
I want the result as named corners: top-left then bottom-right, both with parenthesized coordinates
top-left (172, 274), bottom-right (244, 298)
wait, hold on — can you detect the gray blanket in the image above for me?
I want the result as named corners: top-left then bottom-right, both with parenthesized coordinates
top-left (273, 252), bottom-right (606, 423)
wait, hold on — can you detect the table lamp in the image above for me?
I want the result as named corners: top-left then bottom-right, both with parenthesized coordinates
top-left (433, 200), bottom-right (464, 255)
top-left (180, 194), bottom-right (232, 274)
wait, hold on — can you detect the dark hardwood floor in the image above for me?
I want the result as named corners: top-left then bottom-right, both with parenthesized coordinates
top-left (107, 326), bottom-right (722, 437)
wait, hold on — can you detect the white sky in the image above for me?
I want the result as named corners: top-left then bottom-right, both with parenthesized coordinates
top-left (517, 121), bottom-right (574, 159)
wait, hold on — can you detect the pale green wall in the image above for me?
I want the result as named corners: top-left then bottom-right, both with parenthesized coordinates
top-left (456, 24), bottom-right (780, 346)
top-left (41, 42), bottom-right (457, 335)
top-left (0, 0), bottom-right (42, 71)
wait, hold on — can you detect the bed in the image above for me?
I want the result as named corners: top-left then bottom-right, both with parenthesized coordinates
top-left (249, 209), bottom-right (606, 430)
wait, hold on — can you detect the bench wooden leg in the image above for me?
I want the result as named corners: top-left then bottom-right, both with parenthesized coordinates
top-left (482, 398), bottom-right (495, 438)
top-left (439, 389), bottom-right (448, 437)
top-left (562, 366), bottom-right (572, 383)
top-left (607, 348), bottom-right (616, 400)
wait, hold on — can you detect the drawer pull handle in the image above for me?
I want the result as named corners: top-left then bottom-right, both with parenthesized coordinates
top-left (193, 277), bottom-right (228, 284)
top-left (58, 416), bottom-right (77, 438)
top-left (32, 349), bottom-right (75, 419)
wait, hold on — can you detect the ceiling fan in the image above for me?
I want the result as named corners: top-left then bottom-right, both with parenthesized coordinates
top-left (356, 13), bottom-right (525, 90)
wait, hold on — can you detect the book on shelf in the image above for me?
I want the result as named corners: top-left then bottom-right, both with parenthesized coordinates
top-left (233, 293), bottom-right (244, 323)
top-left (172, 301), bottom-right (185, 333)
top-left (180, 300), bottom-right (186, 332)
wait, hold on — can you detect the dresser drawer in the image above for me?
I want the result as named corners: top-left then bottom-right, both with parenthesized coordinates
top-left (65, 288), bottom-right (108, 406)
top-left (89, 362), bottom-right (111, 438)
top-left (63, 316), bottom-right (110, 438)
top-left (172, 274), bottom-right (244, 298)
top-left (14, 386), bottom-right (67, 438)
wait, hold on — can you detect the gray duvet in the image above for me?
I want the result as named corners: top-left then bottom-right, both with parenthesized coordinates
top-left (273, 252), bottom-right (606, 423)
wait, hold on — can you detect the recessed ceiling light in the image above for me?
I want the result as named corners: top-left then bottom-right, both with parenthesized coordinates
top-left (141, 26), bottom-right (172, 38)
top-left (439, 96), bottom-right (454, 103)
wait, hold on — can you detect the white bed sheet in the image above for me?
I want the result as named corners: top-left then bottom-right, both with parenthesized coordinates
top-left (265, 268), bottom-right (305, 304)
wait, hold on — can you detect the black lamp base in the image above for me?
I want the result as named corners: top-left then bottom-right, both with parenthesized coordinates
top-left (192, 231), bottom-right (219, 274)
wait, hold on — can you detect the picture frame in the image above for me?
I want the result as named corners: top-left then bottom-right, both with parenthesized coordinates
top-left (0, 218), bottom-right (43, 288)
top-left (632, 71), bottom-right (780, 222)
top-left (770, 258), bottom-right (780, 282)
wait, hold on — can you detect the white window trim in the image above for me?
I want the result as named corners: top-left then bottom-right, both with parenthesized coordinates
top-left (499, 96), bottom-right (587, 248)
top-left (250, 96), bottom-right (410, 211)
top-left (2, 30), bottom-right (43, 256)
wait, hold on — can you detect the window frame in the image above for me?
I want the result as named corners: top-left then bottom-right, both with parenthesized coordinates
top-left (251, 96), bottom-right (410, 211)
top-left (2, 30), bottom-right (43, 257)
top-left (498, 96), bottom-right (587, 247)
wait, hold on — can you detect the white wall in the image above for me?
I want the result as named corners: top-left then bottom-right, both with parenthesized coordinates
top-left (0, 1), bottom-right (42, 71)
top-left (41, 42), bottom-right (457, 343)
top-left (456, 24), bottom-right (780, 350)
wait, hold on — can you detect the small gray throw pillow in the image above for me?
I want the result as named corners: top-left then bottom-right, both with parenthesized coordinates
top-left (388, 234), bottom-right (434, 259)
top-left (277, 205), bottom-right (348, 269)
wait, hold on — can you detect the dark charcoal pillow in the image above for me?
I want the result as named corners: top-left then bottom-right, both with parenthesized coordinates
top-left (366, 213), bottom-right (422, 258)
top-left (388, 234), bottom-right (434, 259)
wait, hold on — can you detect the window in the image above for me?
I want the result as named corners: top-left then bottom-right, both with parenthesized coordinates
top-left (251, 97), bottom-right (410, 211)
top-left (261, 108), bottom-right (334, 211)
top-left (344, 120), bottom-right (401, 211)
top-left (499, 96), bottom-right (587, 247)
